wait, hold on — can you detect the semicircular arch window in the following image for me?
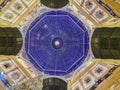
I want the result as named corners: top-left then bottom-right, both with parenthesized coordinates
top-left (41, 0), bottom-right (69, 8)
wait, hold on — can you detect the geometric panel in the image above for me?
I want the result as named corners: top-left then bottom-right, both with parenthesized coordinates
top-left (0, 9), bottom-right (17, 23)
top-left (91, 63), bottom-right (108, 78)
top-left (92, 7), bottom-right (108, 22)
top-left (83, 0), bottom-right (97, 13)
top-left (0, 60), bottom-right (16, 73)
top-left (8, 69), bottom-right (24, 83)
top-left (81, 73), bottom-right (96, 89)
top-left (10, 0), bottom-right (26, 14)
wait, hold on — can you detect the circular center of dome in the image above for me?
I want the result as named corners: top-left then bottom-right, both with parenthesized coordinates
top-left (25, 11), bottom-right (89, 75)
top-left (52, 37), bottom-right (64, 49)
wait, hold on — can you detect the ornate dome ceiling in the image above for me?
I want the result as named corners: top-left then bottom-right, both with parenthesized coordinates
top-left (25, 11), bottom-right (89, 75)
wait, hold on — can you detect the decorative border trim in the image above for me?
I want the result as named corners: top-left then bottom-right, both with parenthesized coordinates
top-left (0, 0), bottom-right (8, 9)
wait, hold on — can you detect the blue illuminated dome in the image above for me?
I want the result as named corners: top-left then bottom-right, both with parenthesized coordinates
top-left (25, 11), bottom-right (89, 75)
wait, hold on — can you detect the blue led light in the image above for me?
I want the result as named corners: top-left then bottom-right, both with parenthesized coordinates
top-left (25, 11), bottom-right (89, 75)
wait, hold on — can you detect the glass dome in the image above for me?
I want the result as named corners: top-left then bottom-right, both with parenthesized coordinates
top-left (25, 11), bottom-right (89, 75)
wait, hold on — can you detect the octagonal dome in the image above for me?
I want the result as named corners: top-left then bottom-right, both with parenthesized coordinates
top-left (25, 11), bottom-right (89, 75)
